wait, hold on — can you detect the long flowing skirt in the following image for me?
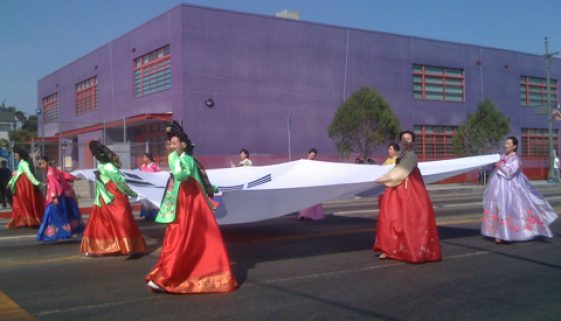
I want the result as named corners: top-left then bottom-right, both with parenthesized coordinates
top-left (374, 168), bottom-right (442, 263)
top-left (37, 196), bottom-right (85, 241)
top-left (140, 204), bottom-right (158, 221)
top-left (80, 181), bottom-right (146, 255)
top-left (62, 196), bottom-right (85, 234)
top-left (145, 179), bottom-right (237, 293)
top-left (481, 171), bottom-right (558, 241)
top-left (298, 204), bottom-right (325, 220)
top-left (6, 175), bottom-right (45, 228)
top-left (37, 198), bottom-right (70, 241)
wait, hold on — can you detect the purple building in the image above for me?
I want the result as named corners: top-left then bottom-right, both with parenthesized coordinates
top-left (38, 4), bottom-right (561, 178)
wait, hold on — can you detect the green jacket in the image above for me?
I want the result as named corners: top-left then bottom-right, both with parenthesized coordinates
top-left (155, 151), bottom-right (211, 223)
top-left (94, 162), bottom-right (137, 207)
top-left (8, 159), bottom-right (41, 193)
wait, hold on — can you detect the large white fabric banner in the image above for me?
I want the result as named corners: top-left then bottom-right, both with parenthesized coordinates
top-left (72, 154), bottom-right (499, 225)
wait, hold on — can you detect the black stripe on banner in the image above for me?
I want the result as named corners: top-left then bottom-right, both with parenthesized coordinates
top-left (247, 174), bottom-right (272, 189)
top-left (124, 180), bottom-right (160, 188)
top-left (122, 172), bottom-right (143, 180)
top-left (218, 184), bottom-right (244, 191)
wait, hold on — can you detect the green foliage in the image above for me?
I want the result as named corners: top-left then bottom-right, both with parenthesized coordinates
top-left (0, 101), bottom-right (26, 123)
top-left (22, 115), bottom-right (37, 132)
top-left (328, 87), bottom-right (401, 159)
top-left (9, 128), bottom-right (36, 144)
top-left (0, 139), bottom-right (9, 149)
top-left (0, 100), bottom-right (37, 145)
top-left (453, 99), bottom-right (511, 155)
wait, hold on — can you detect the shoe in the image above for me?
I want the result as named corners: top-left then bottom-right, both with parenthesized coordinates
top-left (147, 280), bottom-right (165, 292)
top-left (495, 238), bottom-right (503, 244)
top-left (378, 253), bottom-right (387, 259)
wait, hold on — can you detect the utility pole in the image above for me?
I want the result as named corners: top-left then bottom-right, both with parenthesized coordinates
top-left (11, 113), bottom-right (16, 169)
top-left (544, 37), bottom-right (561, 182)
top-left (36, 107), bottom-right (44, 156)
top-left (287, 115), bottom-right (292, 161)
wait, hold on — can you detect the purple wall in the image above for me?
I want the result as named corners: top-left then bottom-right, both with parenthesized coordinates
top-left (178, 5), bottom-right (561, 158)
top-left (181, 6), bottom-right (348, 158)
top-left (38, 4), bottom-right (561, 165)
top-left (38, 6), bottom-right (184, 133)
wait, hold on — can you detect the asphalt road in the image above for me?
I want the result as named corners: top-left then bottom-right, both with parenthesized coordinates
top-left (1, 185), bottom-right (560, 321)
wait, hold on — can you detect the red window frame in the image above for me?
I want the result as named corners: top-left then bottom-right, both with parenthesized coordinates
top-left (134, 45), bottom-right (171, 97)
top-left (84, 141), bottom-right (94, 169)
top-left (414, 125), bottom-right (458, 160)
top-left (413, 64), bottom-right (465, 102)
top-left (521, 128), bottom-right (559, 158)
top-left (520, 76), bottom-right (559, 106)
top-left (42, 93), bottom-right (58, 121)
top-left (75, 77), bottom-right (97, 114)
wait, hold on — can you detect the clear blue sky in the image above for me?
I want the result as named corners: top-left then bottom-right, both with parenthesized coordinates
top-left (1, 0), bottom-right (560, 114)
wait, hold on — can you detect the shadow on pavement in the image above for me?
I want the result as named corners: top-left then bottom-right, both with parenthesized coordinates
top-left (256, 281), bottom-right (407, 321)
top-left (442, 236), bottom-right (561, 271)
top-left (218, 214), bottom-right (491, 286)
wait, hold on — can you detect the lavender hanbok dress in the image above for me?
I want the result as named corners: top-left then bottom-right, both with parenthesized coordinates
top-left (298, 204), bottom-right (325, 220)
top-left (482, 152), bottom-right (558, 241)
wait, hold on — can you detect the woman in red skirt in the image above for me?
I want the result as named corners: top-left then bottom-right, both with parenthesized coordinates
top-left (374, 131), bottom-right (441, 263)
top-left (80, 141), bottom-right (146, 257)
top-left (6, 147), bottom-right (45, 228)
top-left (146, 121), bottom-right (237, 294)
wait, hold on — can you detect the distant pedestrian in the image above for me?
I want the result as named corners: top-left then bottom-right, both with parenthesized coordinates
top-left (0, 160), bottom-right (11, 208)
top-left (554, 150), bottom-right (560, 182)
top-left (231, 148), bottom-right (253, 167)
top-left (139, 152), bottom-right (159, 221)
top-left (306, 148), bottom-right (318, 160)
top-left (140, 153), bottom-right (159, 172)
top-left (238, 148), bottom-right (252, 167)
top-left (382, 143), bottom-right (400, 166)
top-left (298, 148), bottom-right (325, 221)
top-left (377, 143), bottom-right (401, 222)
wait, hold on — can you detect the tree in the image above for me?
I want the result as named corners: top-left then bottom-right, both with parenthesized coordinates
top-left (0, 100), bottom-right (26, 123)
top-left (0, 100), bottom-right (37, 145)
top-left (453, 99), bottom-right (511, 155)
top-left (0, 138), bottom-right (9, 150)
top-left (328, 87), bottom-right (401, 159)
top-left (9, 125), bottom-right (37, 144)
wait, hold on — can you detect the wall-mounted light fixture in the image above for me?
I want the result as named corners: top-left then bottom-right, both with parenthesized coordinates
top-left (205, 98), bottom-right (215, 108)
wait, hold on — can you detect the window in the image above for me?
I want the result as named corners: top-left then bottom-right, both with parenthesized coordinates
top-left (134, 45), bottom-right (171, 97)
top-left (42, 93), bottom-right (58, 122)
top-left (521, 128), bottom-right (559, 157)
top-left (413, 64), bottom-right (464, 102)
top-left (414, 125), bottom-right (458, 160)
top-left (520, 76), bottom-right (558, 107)
top-left (75, 77), bottom-right (98, 114)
